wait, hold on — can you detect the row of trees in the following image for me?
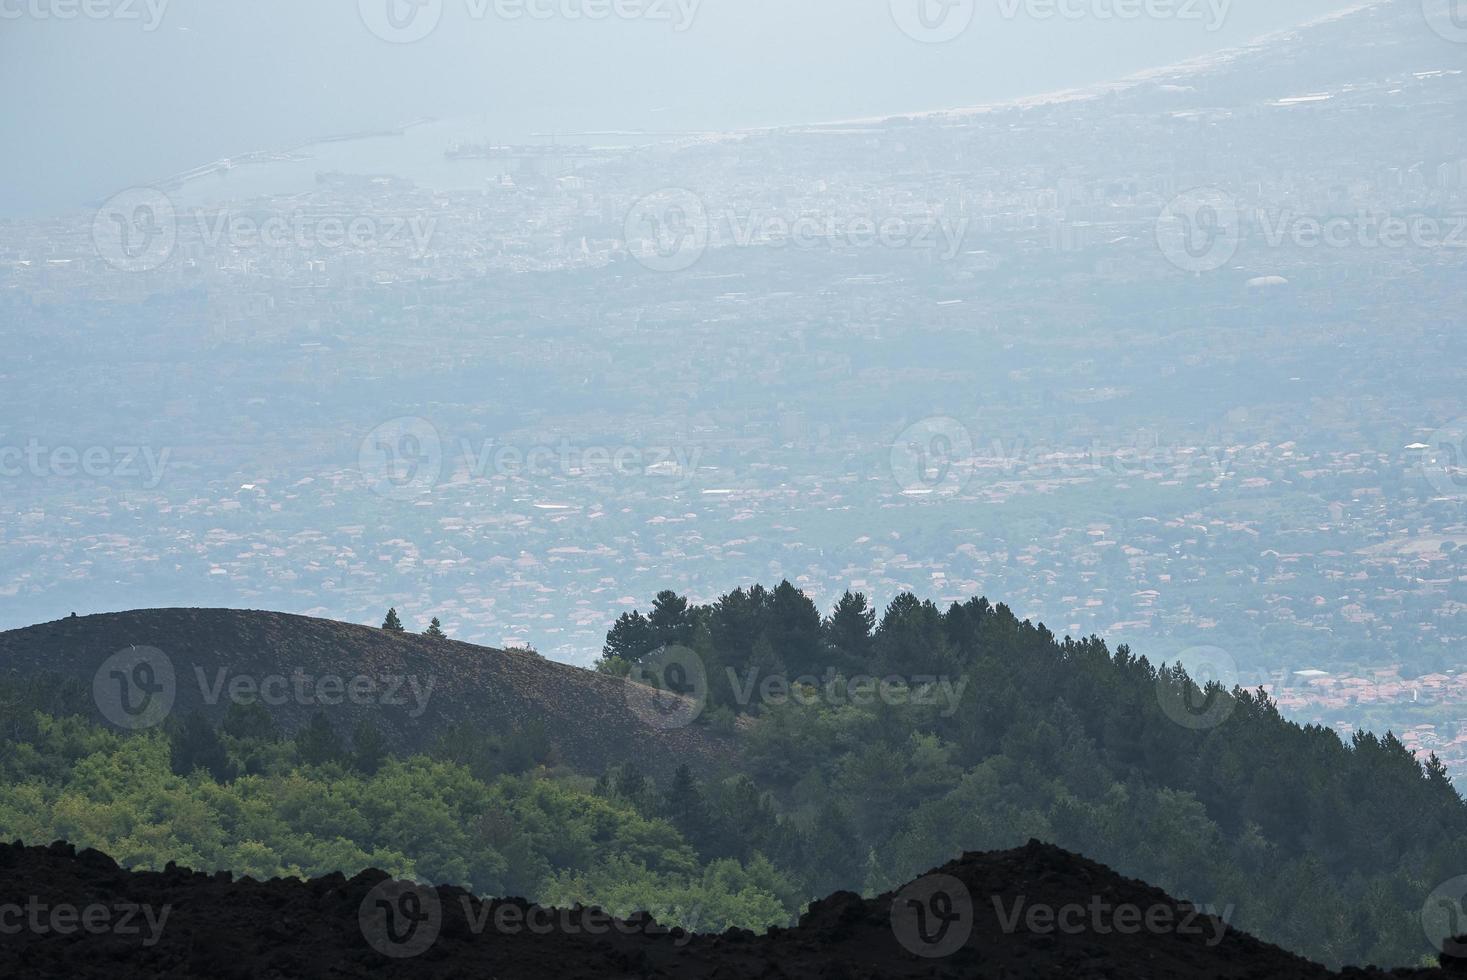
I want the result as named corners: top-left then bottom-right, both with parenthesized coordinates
top-left (598, 582), bottom-right (1466, 967)
top-left (597, 584), bottom-right (947, 719)
top-left (0, 698), bottom-right (797, 934)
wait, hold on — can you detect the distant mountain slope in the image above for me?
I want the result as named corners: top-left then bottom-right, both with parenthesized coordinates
top-left (0, 837), bottom-right (1447, 979)
top-left (0, 608), bottom-right (734, 781)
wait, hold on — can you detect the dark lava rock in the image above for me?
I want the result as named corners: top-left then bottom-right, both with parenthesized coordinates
top-left (0, 838), bottom-right (1449, 979)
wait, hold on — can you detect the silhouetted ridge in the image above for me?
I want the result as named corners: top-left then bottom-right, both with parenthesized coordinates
top-left (0, 839), bottom-right (1445, 979)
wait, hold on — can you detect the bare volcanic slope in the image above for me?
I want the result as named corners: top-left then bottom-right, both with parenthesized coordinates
top-left (0, 608), bottom-right (733, 781)
top-left (0, 838), bottom-right (1448, 980)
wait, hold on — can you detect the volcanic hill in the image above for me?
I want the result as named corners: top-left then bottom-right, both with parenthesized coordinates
top-left (0, 608), bottom-right (731, 781)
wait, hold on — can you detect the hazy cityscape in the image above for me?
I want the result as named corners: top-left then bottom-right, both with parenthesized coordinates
top-left (6, 2), bottom-right (1467, 975)
top-left (6, 5), bottom-right (1466, 737)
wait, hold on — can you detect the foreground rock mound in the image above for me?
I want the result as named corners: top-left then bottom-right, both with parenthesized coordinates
top-left (0, 838), bottom-right (1447, 979)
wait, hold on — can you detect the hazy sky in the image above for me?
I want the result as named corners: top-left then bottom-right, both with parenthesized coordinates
top-left (2, 0), bottom-right (1365, 217)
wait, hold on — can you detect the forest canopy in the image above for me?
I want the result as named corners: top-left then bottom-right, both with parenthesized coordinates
top-left (1, 583), bottom-right (1461, 968)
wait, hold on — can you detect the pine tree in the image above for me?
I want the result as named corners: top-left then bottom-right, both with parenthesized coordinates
top-left (1425, 752), bottom-right (1457, 804)
top-left (714, 774), bottom-right (780, 862)
top-left (824, 591), bottom-right (876, 670)
top-left (768, 580), bottom-right (823, 675)
top-left (599, 609), bottom-right (656, 669)
top-left (221, 701), bottom-right (278, 742)
top-left (352, 719), bottom-right (387, 775)
top-left (502, 719), bottom-right (552, 774)
top-left (649, 590), bottom-right (696, 647)
top-left (167, 710), bottom-right (236, 782)
top-left (382, 607), bottom-right (405, 633)
top-left (612, 763), bottom-right (654, 814)
top-left (296, 712), bottom-right (344, 766)
top-left (662, 763), bottom-right (711, 851)
top-left (424, 617), bottom-right (446, 639)
top-left (874, 592), bottom-right (955, 675)
top-left (802, 802), bottom-right (862, 897)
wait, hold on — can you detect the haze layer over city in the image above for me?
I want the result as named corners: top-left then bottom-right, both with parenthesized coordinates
top-left (4, 1), bottom-right (1466, 774)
